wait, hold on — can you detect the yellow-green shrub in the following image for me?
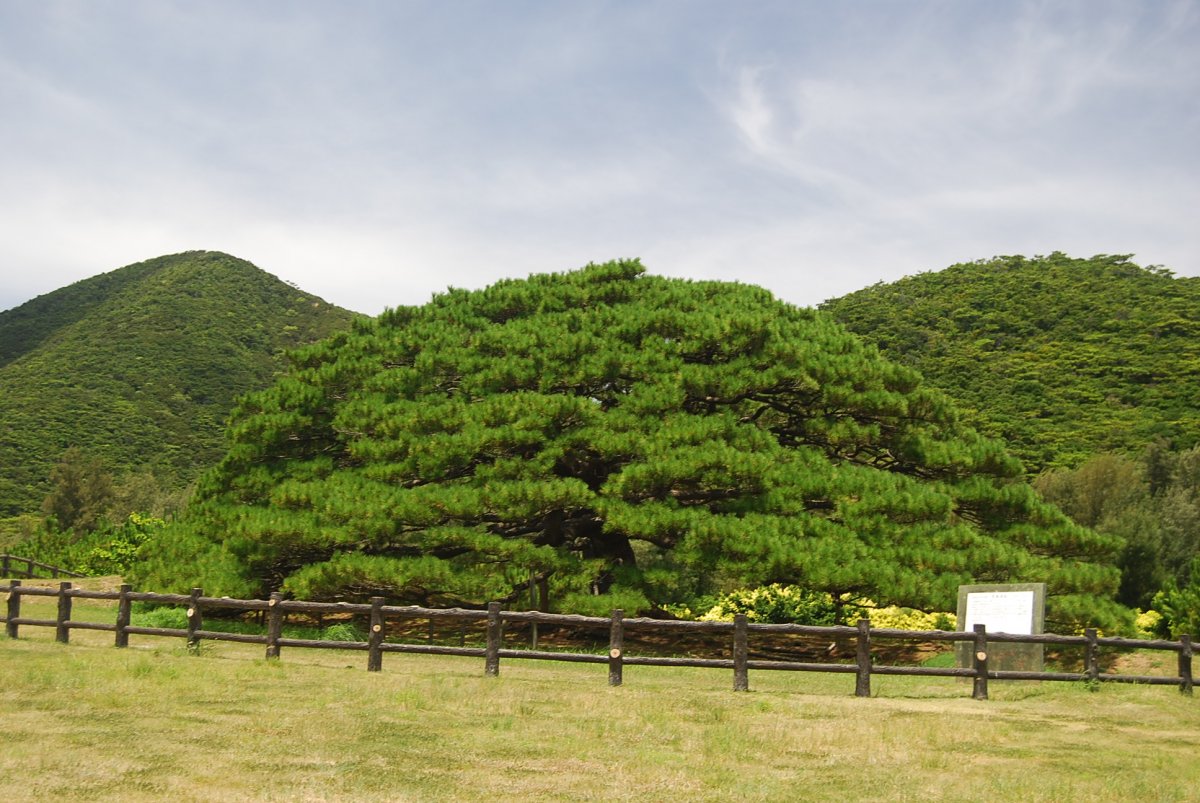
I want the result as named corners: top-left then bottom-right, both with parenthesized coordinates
top-left (698, 584), bottom-right (864, 626)
top-left (1135, 609), bottom-right (1164, 639)
top-left (865, 605), bottom-right (955, 631)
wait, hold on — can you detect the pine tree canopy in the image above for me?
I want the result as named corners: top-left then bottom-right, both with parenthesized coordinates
top-left (133, 261), bottom-right (1125, 629)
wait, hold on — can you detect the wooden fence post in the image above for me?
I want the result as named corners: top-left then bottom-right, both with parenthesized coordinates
top-left (528, 573), bottom-right (539, 650)
top-left (186, 587), bottom-right (203, 653)
top-left (55, 581), bottom-right (72, 644)
top-left (972, 624), bottom-right (989, 701)
top-left (1180, 634), bottom-right (1193, 697)
top-left (265, 592), bottom-right (284, 660)
top-left (733, 613), bottom-right (749, 692)
top-left (115, 584), bottom-right (132, 648)
top-left (5, 580), bottom-right (20, 638)
top-left (367, 596), bottom-right (385, 672)
top-left (485, 602), bottom-right (502, 677)
top-left (1, 554), bottom-right (8, 577)
top-left (855, 618), bottom-right (872, 698)
top-left (1085, 628), bottom-right (1099, 686)
top-left (608, 609), bottom-right (624, 687)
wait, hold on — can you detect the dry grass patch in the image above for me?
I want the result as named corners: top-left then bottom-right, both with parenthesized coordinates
top-left (2, 589), bottom-right (1199, 801)
top-left (2, 649), bottom-right (1197, 802)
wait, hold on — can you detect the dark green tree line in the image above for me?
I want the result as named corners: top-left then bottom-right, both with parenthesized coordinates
top-left (41, 447), bottom-right (114, 534)
top-left (1035, 443), bottom-right (1200, 612)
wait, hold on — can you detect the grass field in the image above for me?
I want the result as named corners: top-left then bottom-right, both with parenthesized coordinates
top-left (2, 583), bottom-right (1198, 802)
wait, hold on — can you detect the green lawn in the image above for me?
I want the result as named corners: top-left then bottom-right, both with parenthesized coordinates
top-left (2, 586), bottom-right (1198, 802)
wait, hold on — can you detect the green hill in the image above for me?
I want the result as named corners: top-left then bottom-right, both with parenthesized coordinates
top-left (0, 251), bottom-right (360, 517)
top-left (820, 253), bottom-right (1200, 473)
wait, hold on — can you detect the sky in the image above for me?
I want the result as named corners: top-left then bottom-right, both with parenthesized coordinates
top-left (1, 0), bottom-right (1197, 316)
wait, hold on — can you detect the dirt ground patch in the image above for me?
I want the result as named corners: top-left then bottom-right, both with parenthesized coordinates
top-left (6, 574), bottom-right (125, 594)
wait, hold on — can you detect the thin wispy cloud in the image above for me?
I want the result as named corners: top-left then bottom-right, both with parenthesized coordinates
top-left (1, 1), bottom-right (1196, 315)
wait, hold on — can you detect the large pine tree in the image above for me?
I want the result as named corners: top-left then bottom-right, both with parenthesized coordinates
top-left (134, 261), bottom-right (1125, 629)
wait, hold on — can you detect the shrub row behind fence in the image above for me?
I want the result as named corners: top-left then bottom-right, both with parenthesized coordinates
top-left (1, 579), bottom-right (1193, 700)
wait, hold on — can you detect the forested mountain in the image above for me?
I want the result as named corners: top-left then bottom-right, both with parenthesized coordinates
top-left (0, 251), bottom-right (359, 518)
top-left (820, 253), bottom-right (1200, 474)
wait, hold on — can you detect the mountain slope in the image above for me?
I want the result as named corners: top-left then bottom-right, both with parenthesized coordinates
top-left (0, 251), bottom-right (360, 516)
top-left (0, 257), bottom-right (168, 369)
top-left (820, 253), bottom-right (1200, 473)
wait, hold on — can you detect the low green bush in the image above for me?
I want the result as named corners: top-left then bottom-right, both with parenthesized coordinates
top-left (75, 513), bottom-right (163, 575)
top-left (1152, 557), bottom-right (1200, 638)
top-left (320, 622), bottom-right (366, 642)
top-left (698, 584), bottom-right (865, 626)
top-left (132, 606), bottom-right (189, 630)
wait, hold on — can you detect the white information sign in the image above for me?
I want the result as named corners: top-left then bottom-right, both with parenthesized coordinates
top-left (963, 591), bottom-right (1035, 635)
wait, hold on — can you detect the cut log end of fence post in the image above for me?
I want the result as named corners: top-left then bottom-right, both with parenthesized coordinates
top-left (972, 624), bottom-right (989, 701)
top-left (265, 592), bottom-right (284, 660)
top-left (367, 596), bottom-right (385, 672)
top-left (608, 609), bottom-right (625, 687)
top-left (186, 587), bottom-right (203, 654)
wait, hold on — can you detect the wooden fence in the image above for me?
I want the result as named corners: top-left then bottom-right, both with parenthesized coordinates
top-left (0, 554), bottom-right (86, 580)
top-left (2, 579), bottom-right (1193, 700)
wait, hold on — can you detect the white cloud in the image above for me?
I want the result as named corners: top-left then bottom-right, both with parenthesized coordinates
top-left (1, 1), bottom-right (1196, 315)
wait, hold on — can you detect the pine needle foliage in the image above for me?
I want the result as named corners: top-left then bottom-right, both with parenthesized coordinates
top-left (134, 261), bottom-right (1124, 628)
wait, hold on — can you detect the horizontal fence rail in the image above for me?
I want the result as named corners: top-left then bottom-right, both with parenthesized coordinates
top-left (1, 580), bottom-right (1193, 700)
top-left (0, 554), bottom-right (86, 580)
